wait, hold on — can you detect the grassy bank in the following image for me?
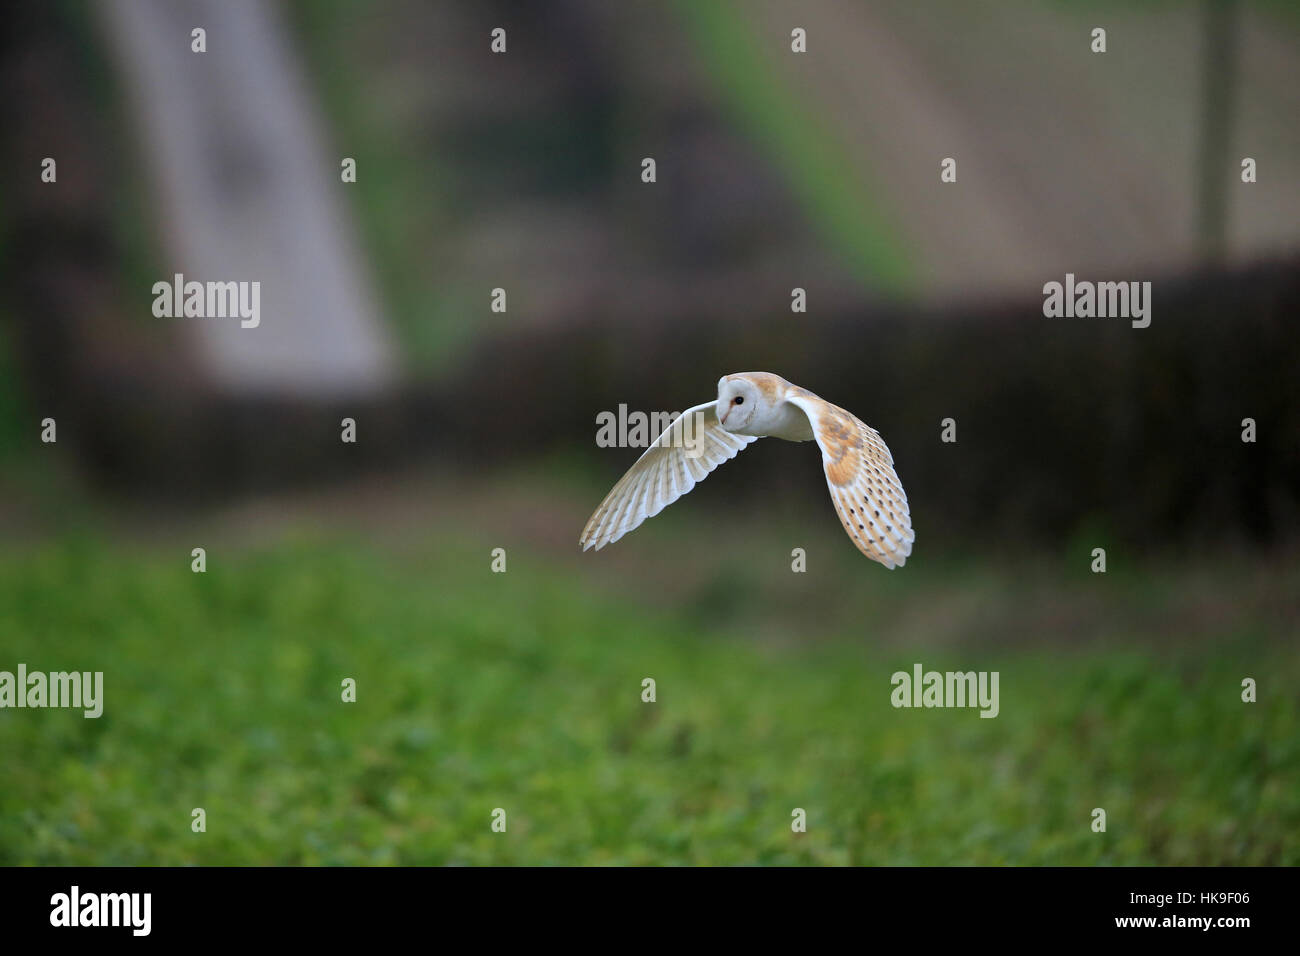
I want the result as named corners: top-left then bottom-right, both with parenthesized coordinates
top-left (1, 528), bottom-right (1294, 865)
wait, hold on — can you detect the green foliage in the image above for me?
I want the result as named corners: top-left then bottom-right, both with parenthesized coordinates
top-left (287, 0), bottom-right (480, 377)
top-left (0, 535), bottom-right (1293, 865)
top-left (672, 0), bottom-right (915, 295)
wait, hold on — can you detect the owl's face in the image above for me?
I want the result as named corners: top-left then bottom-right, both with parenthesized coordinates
top-left (716, 376), bottom-right (763, 432)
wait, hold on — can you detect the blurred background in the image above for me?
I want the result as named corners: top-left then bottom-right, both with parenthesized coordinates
top-left (0, 0), bottom-right (1296, 864)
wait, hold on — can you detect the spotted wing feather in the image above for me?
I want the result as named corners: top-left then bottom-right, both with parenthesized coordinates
top-left (580, 402), bottom-right (758, 552)
top-left (787, 393), bottom-right (914, 569)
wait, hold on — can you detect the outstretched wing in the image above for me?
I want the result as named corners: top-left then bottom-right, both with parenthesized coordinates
top-left (581, 402), bottom-right (758, 551)
top-left (786, 393), bottom-right (914, 568)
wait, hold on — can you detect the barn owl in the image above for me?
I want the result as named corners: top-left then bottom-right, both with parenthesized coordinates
top-left (580, 372), bottom-right (914, 568)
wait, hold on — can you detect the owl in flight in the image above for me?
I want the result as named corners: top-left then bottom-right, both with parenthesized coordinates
top-left (580, 372), bottom-right (914, 568)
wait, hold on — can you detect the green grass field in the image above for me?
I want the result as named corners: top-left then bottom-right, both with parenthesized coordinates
top-left (2, 510), bottom-right (1295, 865)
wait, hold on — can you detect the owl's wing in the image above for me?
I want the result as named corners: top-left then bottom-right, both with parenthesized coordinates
top-left (581, 402), bottom-right (758, 551)
top-left (786, 393), bottom-right (914, 568)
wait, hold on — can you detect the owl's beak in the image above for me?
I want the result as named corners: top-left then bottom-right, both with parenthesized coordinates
top-left (720, 406), bottom-right (730, 426)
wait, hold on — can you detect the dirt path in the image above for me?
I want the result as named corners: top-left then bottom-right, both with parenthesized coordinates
top-left (97, 0), bottom-right (396, 396)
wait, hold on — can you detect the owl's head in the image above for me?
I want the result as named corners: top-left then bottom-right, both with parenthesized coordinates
top-left (715, 375), bottom-right (764, 432)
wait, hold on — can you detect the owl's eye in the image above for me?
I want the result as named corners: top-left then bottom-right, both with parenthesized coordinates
top-left (734, 396), bottom-right (744, 405)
